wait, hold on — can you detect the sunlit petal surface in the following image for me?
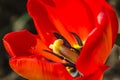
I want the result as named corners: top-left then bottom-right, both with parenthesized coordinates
top-left (10, 56), bottom-right (73, 80)
top-left (76, 3), bottom-right (118, 76)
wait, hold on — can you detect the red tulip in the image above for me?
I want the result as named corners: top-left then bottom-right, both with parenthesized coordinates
top-left (3, 0), bottom-right (118, 80)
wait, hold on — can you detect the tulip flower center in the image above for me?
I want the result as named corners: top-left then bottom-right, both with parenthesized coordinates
top-left (49, 39), bottom-right (79, 64)
top-left (46, 32), bottom-right (84, 77)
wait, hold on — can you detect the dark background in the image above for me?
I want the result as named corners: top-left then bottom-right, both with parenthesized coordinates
top-left (0, 0), bottom-right (120, 80)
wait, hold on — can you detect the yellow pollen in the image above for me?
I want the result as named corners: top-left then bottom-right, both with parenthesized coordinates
top-left (73, 44), bottom-right (82, 50)
top-left (66, 66), bottom-right (72, 73)
top-left (49, 39), bottom-right (63, 54)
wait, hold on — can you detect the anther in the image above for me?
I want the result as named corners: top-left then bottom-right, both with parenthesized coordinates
top-left (49, 39), bottom-right (79, 64)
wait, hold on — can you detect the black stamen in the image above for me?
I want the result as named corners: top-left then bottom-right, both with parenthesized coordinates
top-left (71, 47), bottom-right (81, 54)
top-left (71, 32), bottom-right (83, 46)
top-left (54, 32), bottom-right (71, 48)
top-left (62, 63), bottom-right (75, 67)
top-left (44, 58), bottom-right (55, 62)
top-left (43, 49), bottom-right (75, 65)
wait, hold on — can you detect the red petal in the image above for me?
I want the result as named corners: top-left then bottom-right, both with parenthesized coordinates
top-left (104, 2), bottom-right (118, 45)
top-left (27, 0), bottom-right (57, 45)
top-left (83, 0), bottom-right (105, 18)
top-left (76, 65), bottom-right (109, 80)
top-left (27, 0), bottom-right (76, 45)
top-left (76, 1), bottom-right (118, 76)
top-left (76, 26), bottom-right (113, 76)
top-left (3, 30), bottom-right (37, 57)
top-left (27, 0), bottom-right (105, 44)
top-left (9, 56), bottom-right (74, 80)
top-left (3, 30), bottom-right (64, 63)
